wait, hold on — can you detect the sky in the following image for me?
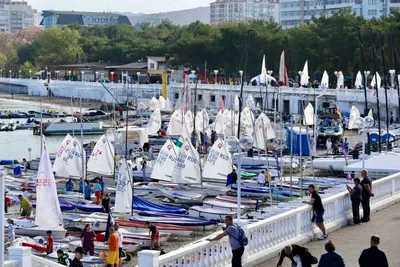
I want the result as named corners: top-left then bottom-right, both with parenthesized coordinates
top-left (29, 0), bottom-right (211, 14)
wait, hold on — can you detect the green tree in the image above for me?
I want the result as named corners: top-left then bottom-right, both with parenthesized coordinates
top-left (0, 52), bottom-right (7, 72)
top-left (19, 61), bottom-right (37, 78)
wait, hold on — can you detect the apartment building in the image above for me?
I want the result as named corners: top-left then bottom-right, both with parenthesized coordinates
top-left (210, 0), bottom-right (280, 25)
top-left (0, 0), bottom-right (37, 33)
top-left (40, 10), bottom-right (131, 29)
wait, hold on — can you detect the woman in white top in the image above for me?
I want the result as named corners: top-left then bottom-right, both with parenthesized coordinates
top-left (257, 171), bottom-right (265, 187)
top-left (7, 218), bottom-right (15, 243)
top-left (326, 138), bottom-right (332, 155)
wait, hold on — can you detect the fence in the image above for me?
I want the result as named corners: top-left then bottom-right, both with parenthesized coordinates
top-left (139, 172), bottom-right (400, 267)
top-left (5, 247), bottom-right (64, 267)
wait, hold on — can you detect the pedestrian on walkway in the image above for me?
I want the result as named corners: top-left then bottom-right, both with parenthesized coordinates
top-left (318, 240), bottom-right (345, 267)
top-left (114, 224), bottom-right (124, 267)
top-left (347, 178), bottom-right (362, 225)
top-left (207, 215), bottom-right (246, 267)
top-left (102, 193), bottom-right (111, 214)
top-left (106, 227), bottom-right (120, 267)
top-left (276, 244), bottom-right (318, 267)
top-left (258, 171), bottom-right (265, 187)
top-left (303, 185), bottom-right (328, 240)
top-left (80, 224), bottom-right (95, 256)
top-left (358, 235), bottom-right (388, 267)
top-left (93, 179), bottom-right (102, 205)
top-left (18, 194), bottom-right (32, 217)
top-left (360, 170), bottom-right (374, 222)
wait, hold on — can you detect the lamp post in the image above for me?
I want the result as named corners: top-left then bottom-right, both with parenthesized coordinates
top-left (364, 71), bottom-right (370, 88)
top-left (239, 70), bottom-right (243, 85)
top-left (29, 70), bottom-right (31, 79)
top-left (136, 72), bottom-right (140, 84)
top-left (18, 70), bottom-right (21, 79)
top-left (110, 72), bottom-right (114, 83)
top-left (95, 72), bottom-right (99, 82)
top-left (214, 70), bottom-right (219, 84)
top-left (314, 94), bottom-right (323, 155)
top-left (9, 70), bottom-right (11, 79)
top-left (0, 69), bottom-right (2, 78)
top-left (298, 71), bottom-right (303, 87)
top-left (227, 135), bottom-right (254, 221)
top-left (81, 71), bottom-right (84, 82)
top-left (56, 71), bottom-right (59, 80)
top-left (334, 71), bottom-right (340, 88)
top-left (354, 116), bottom-right (375, 168)
top-left (389, 70), bottom-right (395, 88)
top-left (68, 71), bottom-right (71, 81)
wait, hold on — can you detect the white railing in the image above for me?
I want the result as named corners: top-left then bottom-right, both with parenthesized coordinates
top-left (138, 172), bottom-right (400, 267)
top-left (32, 255), bottom-right (64, 267)
top-left (5, 247), bottom-right (64, 267)
top-left (4, 260), bottom-right (19, 267)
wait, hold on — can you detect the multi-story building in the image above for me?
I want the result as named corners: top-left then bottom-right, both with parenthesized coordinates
top-left (210, 0), bottom-right (280, 25)
top-left (40, 10), bottom-right (131, 29)
top-left (280, 0), bottom-right (400, 28)
top-left (0, 0), bottom-right (37, 33)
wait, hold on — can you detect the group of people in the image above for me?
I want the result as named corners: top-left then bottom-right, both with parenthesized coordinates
top-left (257, 169), bottom-right (272, 187)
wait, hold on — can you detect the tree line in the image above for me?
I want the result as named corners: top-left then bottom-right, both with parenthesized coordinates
top-left (3, 10), bottom-right (400, 81)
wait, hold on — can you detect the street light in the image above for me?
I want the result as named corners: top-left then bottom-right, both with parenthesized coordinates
top-left (364, 71), bottom-right (370, 88)
top-left (0, 69), bottom-right (2, 78)
top-left (56, 70), bottom-right (59, 80)
top-left (136, 72), bottom-right (140, 84)
top-left (95, 71), bottom-right (99, 81)
top-left (389, 69), bottom-right (396, 88)
top-left (18, 70), bottom-right (21, 79)
top-left (68, 71), bottom-right (71, 81)
top-left (354, 116), bottom-right (375, 168)
top-left (239, 70), bottom-right (243, 85)
top-left (227, 135), bottom-right (254, 222)
top-left (110, 72), bottom-right (114, 83)
top-left (9, 70), bottom-right (11, 79)
top-left (29, 70), bottom-right (31, 79)
top-left (334, 71), bottom-right (340, 88)
top-left (81, 71), bottom-right (84, 82)
top-left (267, 70), bottom-right (273, 76)
top-left (214, 70), bottom-right (219, 84)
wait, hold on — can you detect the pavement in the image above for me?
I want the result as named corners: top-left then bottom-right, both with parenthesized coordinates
top-left (258, 203), bottom-right (400, 267)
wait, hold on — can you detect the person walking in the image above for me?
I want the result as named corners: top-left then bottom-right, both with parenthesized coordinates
top-left (57, 249), bottom-right (71, 266)
top-left (65, 178), bottom-right (74, 192)
top-left (318, 240), bottom-right (345, 267)
top-left (84, 182), bottom-right (92, 201)
top-left (276, 244), bottom-right (318, 267)
top-left (347, 178), bottom-right (362, 225)
top-left (80, 224), bottom-right (96, 256)
top-left (342, 137), bottom-right (350, 159)
top-left (69, 247), bottom-right (84, 267)
top-left (358, 235), bottom-right (388, 267)
top-left (18, 194), bottom-right (32, 217)
top-left (78, 177), bottom-right (84, 194)
top-left (303, 185), bottom-right (328, 240)
top-left (106, 227), bottom-right (119, 267)
top-left (207, 215), bottom-right (246, 267)
top-left (145, 221), bottom-right (160, 249)
top-left (258, 171), bottom-right (265, 187)
top-left (114, 224), bottom-right (124, 267)
top-left (102, 194), bottom-right (111, 214)
top-left (93, 179), bottom-right (102, 205)
top-left (326, 138), bottom-right (332, 155)
top-left (360, 170), bottom-right (373, 222)
top-left (46, 230), bottom-right (54, 255)
top-left (7, 218), bottom-right (15, 243)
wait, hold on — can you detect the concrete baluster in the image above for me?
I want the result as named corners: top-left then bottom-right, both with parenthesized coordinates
top-left (8, 247), bottom-right (32, 267)
top-left (138, 250), bottom-right (160, 267)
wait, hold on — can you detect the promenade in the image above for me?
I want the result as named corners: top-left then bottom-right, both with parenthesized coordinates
top-left (258, 203), bottom-right (400, 267)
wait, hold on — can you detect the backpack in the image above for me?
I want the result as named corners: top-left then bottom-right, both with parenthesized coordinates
top-left (229, 224), bottom-right (248, 247)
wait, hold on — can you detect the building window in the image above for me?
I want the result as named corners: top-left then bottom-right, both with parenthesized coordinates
top-left (198, 94), bottom-right (203, 101)
top-left (210, 95), bottom-right (216, 102)
top-left (174, 93), bottom-right (179, 99)
top-left (150, 63), bottom-right (155, 69)
top-left (368, 0), bottom-right (377, 4)
top-left (368, 9), bottom-right (377, 15)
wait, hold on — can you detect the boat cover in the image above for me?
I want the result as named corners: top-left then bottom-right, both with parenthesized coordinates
top-left (231, 184), bottom-right (271, 193)
top-left (134, 211), bottom-right (217, 226)
top-left (133, 196), bottom-right (187, 215)
top-left (76, 202), bottom-right (104, 213)
top-left (32, 200), bottom-right (76, 211)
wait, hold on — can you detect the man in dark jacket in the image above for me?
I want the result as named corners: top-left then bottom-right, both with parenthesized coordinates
top-left (359, 235), bottom-right (388, 267)
top-left (318, 240), bottom-right (345, 267)
top-left (277, 244), bottom-right (317, 267)
top-left (69, 246), bottom-right (84, 267)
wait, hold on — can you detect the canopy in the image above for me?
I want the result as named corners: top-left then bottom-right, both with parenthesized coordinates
top-left (133, 195), bottom-right (187, 215)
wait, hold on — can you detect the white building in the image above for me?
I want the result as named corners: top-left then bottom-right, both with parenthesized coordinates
top-left (210, 0), bottom-right (280, 25)
top-left (280, 0), bottom-right (400, 28)
top-left (0, 0), bottom-right (37, 33)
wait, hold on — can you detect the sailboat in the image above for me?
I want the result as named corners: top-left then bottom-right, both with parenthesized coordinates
top-left (202, 137), bottom-right (232, 183)
top-left (11, 146), bottom-right (67, 238)
top-left (52, 134), bottom-right (86, 179)
top-left (87, 134), bottom-right (115, 176)
top-left (146, 108), bottom-right (162, 136)
top-left (166, 107), bottom-right (184, 136)
top-left (149, 97), bottom-right (159, 111)
top-left (114, 160), bottom-right (133, 213)
top-left (150, 139), bottom-right (177, 181)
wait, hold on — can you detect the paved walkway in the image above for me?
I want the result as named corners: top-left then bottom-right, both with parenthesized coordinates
top-left (259, 203), bottom-right (400, 267)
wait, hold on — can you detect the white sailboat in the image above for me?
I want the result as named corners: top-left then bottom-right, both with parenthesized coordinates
top-left (87, 134), bottom-right (115, 176)
top-left (12, 146), bottom-right (67, 238)
top-left (171, 138), bottom-right (201, 184)
top-left (246, 95), bottom-right (256, 110)
top-left (371, 72), bottom-right (382, 89)
top-left (53, 134), bottom-right (86, 179)
top-left (355, 71), bottom-right (362, 88)
top-left (348, 105), bottom-right (361, 130)
top-left (166, 107), bottom-right (184, 136)
top-left (159, 96), bottom-right (167, 111)
top-left (240, 107), bottom-right (254, 137)
top-left (146, 108), bottom-right (162, 136)
top-left (150, 139), bottom-right (177, 182)
top-left (254, 113), bottom-right (276, 150)
top-left (202, 138), bottom-right (232, 183)
top-left (184, 110), bottom-right (194, 134)
top-left (234, 95), bottom-right (240, 112)
top-left (149, 97), bottom-right (159, 111)
top-left (195, 108), bottom-right (209, 133)
top-left (321, 71), bottom-right (329, 87)
top-left (114, 160), bottom-right (133, 213)
top-left (303, 103), bottom-right (314, 126)
top-left (300, 61), bottom-right (309, 86)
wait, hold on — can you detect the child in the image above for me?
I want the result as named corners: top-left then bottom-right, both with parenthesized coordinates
top-left (7, 218), bottom-right (15, 243)
top-left (46, 230), bottom-right (54, 255)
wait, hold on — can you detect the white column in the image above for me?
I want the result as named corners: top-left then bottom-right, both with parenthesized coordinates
top-left (0, 170), bottom-right (4, 264)
top-left (138, 250), bottom-right (161, 267)
top-left (8, 247), bottom-right (32, 267)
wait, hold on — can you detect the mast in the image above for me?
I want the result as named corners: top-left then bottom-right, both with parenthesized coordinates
top-left (391, 32), bottom-right (400, 127)
top-left (40, 100), bottom-right (43, 155)
top-left (378, 31), bottom-right (390, 151)
top-left (356, 26), bottom-right (369, 115)
top-left (79, 94), bottom-right (86, 180)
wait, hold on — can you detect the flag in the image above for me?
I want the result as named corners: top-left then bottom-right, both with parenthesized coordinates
top-left (104, 210), bottom-right (115, 242)
top-left (279, 51), bottom-right (289, 86)
top-left (337, 108), bottom-right (342, 119)
top-left (219, 96), bottom-right (225, 114)
top-left (173, 139), bottom-right (183, 148)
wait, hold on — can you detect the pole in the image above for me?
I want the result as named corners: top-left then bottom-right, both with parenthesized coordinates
top-left (356, 26), bottom-right (369, 115)
top-left (71, 88), bottom-right (75, 137)
top-left (205, 61), bottom-right (207, 82)
top-left (378, 31), bottom-right (390, 151)
top-left (370, 30), bottom-right (382, 153)
top-left (237, 151), bottom-right (242, 222)
top-left (362, 122), bottom-right (366, 169)
top-left (125, 99), bottom-right (129, 158)
top-left (0, 171), bottom-right (4, 265)
top-left (289, 117), bottom-right (294, 200)
top-left (391, 31), bottom-right (400, 122)
top-left (80, 94), bottom-right (85, 180)
top-left (40, 100), bottom-right (43, 155)
top-left (299, 109), bottom-right (303, 197)
top-left (313, 95), bottom-right (322, 156)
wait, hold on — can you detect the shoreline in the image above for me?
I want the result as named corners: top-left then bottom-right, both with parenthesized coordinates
top-left (0, 93), bottom-right (102, 109)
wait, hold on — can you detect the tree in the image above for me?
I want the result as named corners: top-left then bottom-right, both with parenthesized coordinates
top-left (0, 52), bottom-right (7, 72)
top-left (34, 27), bottom-right (83, 66)
top-left (19, 61), bottom-right (37, 78)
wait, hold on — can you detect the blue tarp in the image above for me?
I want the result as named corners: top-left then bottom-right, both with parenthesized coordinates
top-left (133, 195), bottom-right (187, 215)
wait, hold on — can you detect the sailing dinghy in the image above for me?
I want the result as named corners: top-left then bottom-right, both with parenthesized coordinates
top-left (87, 134), bottom-right (114, 176)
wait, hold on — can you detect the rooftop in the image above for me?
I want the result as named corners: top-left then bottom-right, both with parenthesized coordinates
top-left (147, 56), bottom-right (174, 63)
top-left (42, 10), bottom-right (123, 17)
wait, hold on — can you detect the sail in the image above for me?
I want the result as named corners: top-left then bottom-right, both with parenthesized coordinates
top-left (137, 101), bottom-right (147, 111)
top-left (214, 110), bottom-right (226, 135)
top-left (150, 139), bottom-right (177, 181)
top-left (337, 71), bottom-right (344, 89)
top-left (114, 160), bottom-right (133, 213)
top-left (355, 71), bottom-right (362, 88)
top-left (246, 95), bottom-right (256, 110)
top-left (239, 107), bottom-right (254, 137)
top-left (171, 138), bottom-right (201, 184)
top-left (321, 71), bottom-right (329, 87)
top-left (87, 134), bottom-right (115, 176)
top-left (368, 109), bottom-right (373, 118)
top-left (202, 138), bottom-right (232, 181)
top-left (348, 105), bottom-right (361, 129)
top-left (254, 113), bottom-right (276, 150)
top-left (184, 110), bottom-right (194, 134)
top-left (234, 95), bottom-right (240, 112)
top-left (279, 51), bottom-right (289, 86)
top-left (224, 110), bottom-right (237, 138)
top-left (35, 146), bottom-right (63, 229)
top-left (195, 108), bottom-right (209, 133)
top-left (146, 108), bottom-right (162, 135)
top-left (371, 72), bottom-right (382, 89)
top-left (53, 134), bottom-right (86, 178)
top-left (260, 55), bottom-right (267, 84)
top-left (166, 107), bottom-right (184, 136)
top-left (303, 103), bottom-right (314, 126)
top-left (166, 98), bottom-right (172, 111)
top-left (149, 97), bottom-right (159, 111)
top-left (300, 61), bottom-right (309, 86)
top-left (159, 96), bottom-right (167, 111)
